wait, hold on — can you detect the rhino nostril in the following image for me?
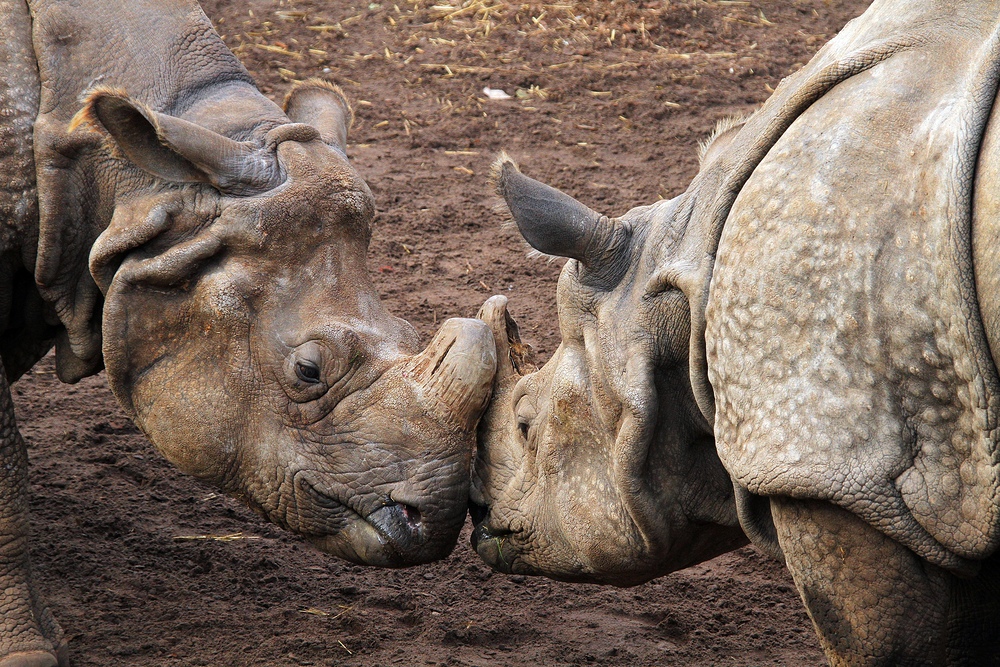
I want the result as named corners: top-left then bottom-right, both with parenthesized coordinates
top-left (400, 503), bottom-right (422, 528)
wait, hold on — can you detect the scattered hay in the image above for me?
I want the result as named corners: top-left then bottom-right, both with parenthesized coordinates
top-left (300, 605), bottom-right (355, 620)
top-left (220, 0), bottom-right (770, 89)
top-left (172, 532), bottom-right (260, 542)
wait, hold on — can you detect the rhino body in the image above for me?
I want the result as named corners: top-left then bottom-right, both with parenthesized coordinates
top-left (0, 1), bottom-right (495, 664)
top-left (473, 0), bottom-right (1000, 663)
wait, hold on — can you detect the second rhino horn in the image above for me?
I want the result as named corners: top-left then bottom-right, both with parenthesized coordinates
top-left (491, 155), bottom-right (613, 265)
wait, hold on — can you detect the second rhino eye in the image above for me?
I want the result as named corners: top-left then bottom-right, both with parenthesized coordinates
top-left (513, 396), bottom-right (538, 454)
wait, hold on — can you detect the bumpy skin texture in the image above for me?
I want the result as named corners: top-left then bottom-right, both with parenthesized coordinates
top-left (0, 1), bottom-right (496, 664)
top-left (772, 498), bottom-right (1000, 666)
top-left (709, 0), bottom-right (1000, 575)
top-left (476, 0), bottom-right (1000, 662)
top-left (705, 0), bottom-right (1000, 660)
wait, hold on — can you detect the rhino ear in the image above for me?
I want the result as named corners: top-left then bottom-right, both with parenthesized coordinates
top-left (283, 79), bottom-right (353, 153)
top-left (697, 115), bottom-right (748, 168)
top-left (490, 154), bottom-right (604, 263)
top-left (72, 88), bottom-right (283, 194)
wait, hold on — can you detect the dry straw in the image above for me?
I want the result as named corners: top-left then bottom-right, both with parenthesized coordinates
top-left (222, 1), bottom-right (773, 85)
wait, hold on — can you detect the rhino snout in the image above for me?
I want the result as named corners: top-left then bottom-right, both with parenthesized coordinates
top-left (469, 505), bottom-right (517, 574)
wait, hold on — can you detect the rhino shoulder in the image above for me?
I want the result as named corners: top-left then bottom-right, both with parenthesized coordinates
top-left (705, 4), bottom-right (1000, 573)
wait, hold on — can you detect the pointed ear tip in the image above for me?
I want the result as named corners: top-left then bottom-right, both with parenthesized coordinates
top-left (283, 78), bottom-right (354, 126)
top-left (488, 151), bottom-right (520, 196)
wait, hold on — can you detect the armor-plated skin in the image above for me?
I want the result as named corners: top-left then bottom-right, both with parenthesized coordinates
top-left (473, 1), bottom-right (1000, 663)
top-left (0, 1), bottom-right (496, 665)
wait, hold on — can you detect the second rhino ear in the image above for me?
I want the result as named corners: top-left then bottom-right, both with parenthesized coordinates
top-left (283, 79), bottom-right (353, 153)
top-left (490, 153), bottom-right (604, 262)
top-left (72, 88), bottom-right (284, 195)
top-left (490, 153), bottom-right (632, 281)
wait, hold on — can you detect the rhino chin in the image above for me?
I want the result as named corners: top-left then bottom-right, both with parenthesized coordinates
top-left (469, 522), bottom-right (518, 574)
top-left (307, 521), bottom-right (398, 567)
top-left (306, 501), bottom-right (462, 568)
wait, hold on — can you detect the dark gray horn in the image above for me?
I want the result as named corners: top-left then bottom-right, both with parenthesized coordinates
top-left (491, 154), bottom-right (606, 263)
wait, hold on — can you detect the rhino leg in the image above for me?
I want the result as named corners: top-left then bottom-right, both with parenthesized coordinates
top-left (0, 364), bottom-right (66, 667)
top-left (771, 497), bottom-right (1000, 667)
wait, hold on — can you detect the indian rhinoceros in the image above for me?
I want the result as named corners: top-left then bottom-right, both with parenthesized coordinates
top-left (470, 0), bottom-right (1000, 663)
top-left (0, 0), bottom-right (497, 665)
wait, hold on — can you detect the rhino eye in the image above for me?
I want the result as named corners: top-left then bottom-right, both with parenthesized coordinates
top-left (295, 360), bottom-right (322, 383)
top-left (517, 419), bottom-right (530, 442)
top-left (283, 341), bottom-right (333, 401)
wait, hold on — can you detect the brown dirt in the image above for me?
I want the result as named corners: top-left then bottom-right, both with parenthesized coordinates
top-left (23, 1), bottom-right (872, 665)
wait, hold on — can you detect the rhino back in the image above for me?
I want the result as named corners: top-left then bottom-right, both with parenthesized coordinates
top-left (0, 0), bottom-right (38, 235)
top-left (706, 0), bottom-right (1000, 573)
top-left (29, 0), bottom-right (258, 123)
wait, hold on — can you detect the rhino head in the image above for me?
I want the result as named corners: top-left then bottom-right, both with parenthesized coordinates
top-left (470, 144), bottom-right (747, 585)
top-left (66, 81), bottom-right (496, 567)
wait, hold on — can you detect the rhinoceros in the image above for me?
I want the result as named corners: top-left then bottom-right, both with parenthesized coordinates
top-left (0, 0), bottom-right (497, 664)
top-left (471, 0), bottom-right (1000, 663)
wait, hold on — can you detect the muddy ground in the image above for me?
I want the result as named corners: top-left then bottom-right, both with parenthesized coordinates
top-left (24, 1), bottom-right (871, 665)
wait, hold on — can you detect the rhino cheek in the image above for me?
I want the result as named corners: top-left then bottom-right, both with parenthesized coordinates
top-left (493, 471), bottom-right (641, 582)
top-left (125, 357), bottom-right (244, 484)
top-left (535, 436), bottom-right (643, 575)
top-left (477, 358), bottom-right (676, 583)
top-left (474, 378), bottom-right (635, 579)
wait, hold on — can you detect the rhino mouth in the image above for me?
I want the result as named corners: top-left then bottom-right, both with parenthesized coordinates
top-left (366, 501), bottom-right (424, 544)
top-left (469, 501), bottom-right (519, 573)
top-left (300, 482), bottom-right (436, 566)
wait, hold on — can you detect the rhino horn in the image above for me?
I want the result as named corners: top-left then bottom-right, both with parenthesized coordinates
top-left (283, 79), bottom-right (353, 153)
top-left (476, 295), bottom-right (536, 383)
top-left (491, 153), bottom-right (610, 265)
top-left (74, 88), bottom-right (283, 194)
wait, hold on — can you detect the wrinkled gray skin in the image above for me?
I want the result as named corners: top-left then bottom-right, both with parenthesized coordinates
top-left (0, 1), bottom-right (496, 665)
top-left (473, 1), bottom-right (1000, 664)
